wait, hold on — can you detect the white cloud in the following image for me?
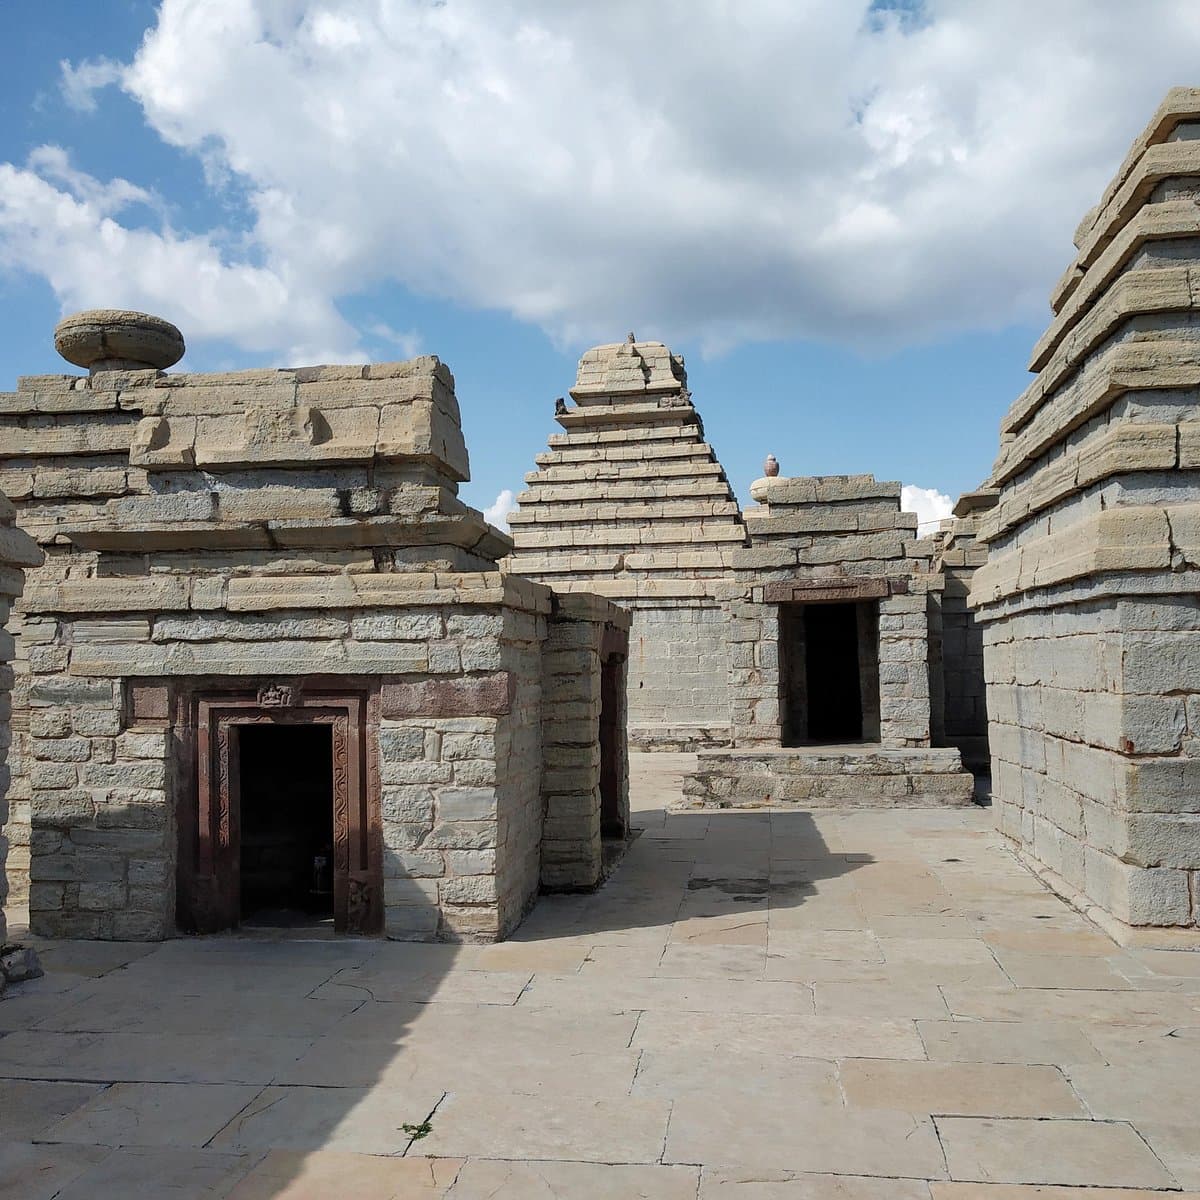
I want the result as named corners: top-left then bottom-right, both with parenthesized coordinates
top-left (7, 1), bottom-right (1200, 360)
top-left (59, 57), bottom-right (124, 113)
top-left (901, 484), bottom-right (954, 535)
top-left (483, 488), bottom-right (515, 532)
top-left (0, 152), bottom-right (358, 363)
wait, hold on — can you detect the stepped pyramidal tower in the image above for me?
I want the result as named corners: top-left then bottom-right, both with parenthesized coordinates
top-left (506, 336), bottom-right (747, 747)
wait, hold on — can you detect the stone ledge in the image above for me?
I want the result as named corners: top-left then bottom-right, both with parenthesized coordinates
top-left (554, 402), bottom-right (699, 429)
top-left (679, 745), bottom-right (974, 810)
top-left (749, 474), bottom-right (901, 506)
top-left (971, 503), bottom-right (1200, 607)
top-left (629, 723), bottom-right (735, 751)
top-left (984, 420), bottom-right (1184, 539)
top-left (57, 513), bottom-right (512, 558)
top-left (552, 592), bottom-right (632, 628)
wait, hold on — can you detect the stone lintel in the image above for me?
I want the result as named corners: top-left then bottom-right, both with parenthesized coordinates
top-left (762, 577), bottom-right (904, 604)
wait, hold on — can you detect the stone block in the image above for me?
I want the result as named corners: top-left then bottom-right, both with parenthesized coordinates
top-left (380, 673), bottom-right (513, 718)
top-left (379, 727), bottom-right (427, 762)
top-left (437, 788), bottom-right (497, 821)
top-left (384, 849), bottom-right (444, 878)
top-left (443, 849), bottom-right (495, 875)
top-left (439, 875), bottom-right (499, 904)
top-left (425, 822), bottom-right (497, 850)
top-left (31, 762), bottom-right (78, 789)
top-left (30, 710), bottom-right (71, 738)
top-left (32, 736), bottom-right (90, 763)
top-left (78, 881), bottom-right (127, 910)
top-left (1125, 813), bottom-right (1200, 868)
top-left (352, 612), bottom-right (444, 640)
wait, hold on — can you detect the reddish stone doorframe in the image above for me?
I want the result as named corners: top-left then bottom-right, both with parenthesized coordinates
top-left (176, 684), bottom-right (382, 935)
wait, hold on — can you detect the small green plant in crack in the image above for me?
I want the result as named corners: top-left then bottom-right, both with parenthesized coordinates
top-left (402, 1120), bottom-right (433, 1140)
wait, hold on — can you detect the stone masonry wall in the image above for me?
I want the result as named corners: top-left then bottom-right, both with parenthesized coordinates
top-left (981, 596), bottom-right (1200, 928)
top-left (626, 606), bottom-right (731, 741)
top-left (26, 582), bottom-right (554, 942)
top-left (495, 608), bottom-right (549, 934)
top-left (970, 88), bottom-right (1200, 934)
top-left (4, 617), bottom-right (34, 909)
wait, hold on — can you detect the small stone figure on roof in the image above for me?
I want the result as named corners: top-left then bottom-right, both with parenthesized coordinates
top-left (764, 454), bottom-right (780, 477)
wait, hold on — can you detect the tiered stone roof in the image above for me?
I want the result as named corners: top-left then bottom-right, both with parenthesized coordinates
top-left (506, 337), bottom-right (747, 599)
top-left (973, 87), bottom-right (1200, 602)
top-left (0, 334), bottom-right (510, 580)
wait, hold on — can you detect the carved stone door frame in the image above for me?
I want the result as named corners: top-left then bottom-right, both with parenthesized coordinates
top-left (176, 681), bottom-right (382, 935)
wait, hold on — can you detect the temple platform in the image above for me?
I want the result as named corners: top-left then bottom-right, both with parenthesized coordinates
top-left (680, 744), bottom-right (975, 809)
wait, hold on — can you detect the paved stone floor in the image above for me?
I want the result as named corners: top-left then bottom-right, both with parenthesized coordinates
top-left (2, 752), bottom-right (1199, 1198)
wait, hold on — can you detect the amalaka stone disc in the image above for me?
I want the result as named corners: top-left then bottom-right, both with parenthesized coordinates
top-left (54, 309), bottom-right (185, 371)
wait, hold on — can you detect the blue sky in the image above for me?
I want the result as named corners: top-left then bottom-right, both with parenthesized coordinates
top-left (1, 2), bottom-right (1196, 527)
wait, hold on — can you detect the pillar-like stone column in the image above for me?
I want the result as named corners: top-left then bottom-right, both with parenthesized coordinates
top-left (0, 494), bottom-right (43, 967)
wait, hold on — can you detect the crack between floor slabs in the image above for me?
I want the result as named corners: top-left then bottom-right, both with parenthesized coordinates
top-left (401, 1090), bottom-right (447, 1157)
top-left (626, 1009), bottom-right (645, 1049)
top-left (202, 1084), bottom-right (278, 1149)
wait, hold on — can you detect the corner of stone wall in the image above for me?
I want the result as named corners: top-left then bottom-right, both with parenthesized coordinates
top-left (539, 604), bottom-right (604, 890)
top-left (495, 600), bottom-right (549, 934)
top-left (376, 602), bottom-right (538, 943)
top-left (878, 591), bottom-right (932, 747)
top-left (535, 591), bottom-right (631, 891)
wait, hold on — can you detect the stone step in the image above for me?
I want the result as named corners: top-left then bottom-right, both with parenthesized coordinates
top-left (534, 441), bottom-right (720, 466)
top-left (509, 500), bottom-right (743, 524)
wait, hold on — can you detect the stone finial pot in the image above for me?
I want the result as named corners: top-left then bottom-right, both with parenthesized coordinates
top-left (764, 454), bottom-right (780, 477)
top-left (54, 309), bottom-right (185, 373)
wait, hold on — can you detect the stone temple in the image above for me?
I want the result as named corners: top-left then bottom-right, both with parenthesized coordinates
top-left (0, 87), bottom-right (1199, 947)
top-left (507, 335), bottom-right (978, 810)
top-left (0, 312), bottom-right (630, 942)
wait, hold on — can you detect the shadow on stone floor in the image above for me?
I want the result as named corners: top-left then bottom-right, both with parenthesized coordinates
top-left (0, 771), bottom-right (881, 1197)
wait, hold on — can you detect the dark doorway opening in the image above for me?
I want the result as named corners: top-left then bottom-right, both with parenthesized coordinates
top-left (780, 600), bottom-right (880, 746)
top-left (238, 723), bottom-right (334, 927)
top-left (599, 656), bottom-right (625, 839)
top-left (804, 603), bottom-right (863, 741)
